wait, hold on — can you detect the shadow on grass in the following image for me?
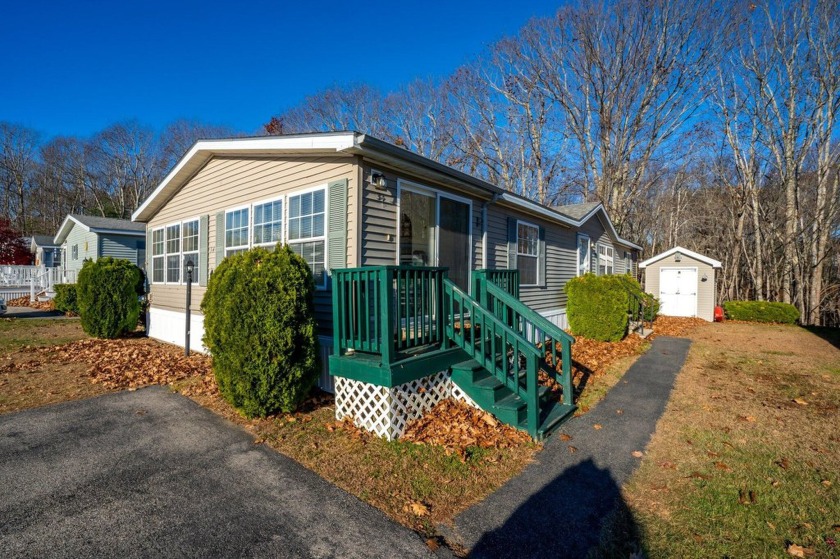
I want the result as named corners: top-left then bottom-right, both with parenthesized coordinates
top-left (468, 458), bottom-right (641, 558)
top-left (803, 325), bottom-right (840, 350)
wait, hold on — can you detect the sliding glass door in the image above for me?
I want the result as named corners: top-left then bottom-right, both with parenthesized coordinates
top-left (399, 185), bottom-right (472, 290)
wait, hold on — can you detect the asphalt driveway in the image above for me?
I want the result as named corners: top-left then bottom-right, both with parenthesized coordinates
top-left (0, 387), bottom-right (433, 558)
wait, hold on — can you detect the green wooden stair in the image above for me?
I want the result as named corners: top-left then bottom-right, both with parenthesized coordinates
top-left (451, 359), bottom-right (576, 440)
top-left (443, 276), bottom-right (577, 439)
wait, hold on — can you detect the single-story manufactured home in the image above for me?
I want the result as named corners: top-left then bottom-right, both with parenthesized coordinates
top-left (640, 246), bottom-right (721, 322)
top-left (54, 215), bottom-right (147, 279)
top-left (132, 132), bottom-right (641, 439)
top-left (30, 235), bottom-right (61, 268)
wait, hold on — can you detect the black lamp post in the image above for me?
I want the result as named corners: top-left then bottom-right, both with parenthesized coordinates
top-left (185, 259), bottom-right (194, 356)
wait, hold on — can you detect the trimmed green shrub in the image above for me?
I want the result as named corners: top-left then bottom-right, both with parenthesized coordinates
top-left (566, 274), bottom-right (629, 342)
top-left (53, 284), bottom-right (78, 315)
top-left (723, 301), bottom-right (799, 324)
top-left (201, 245), bottom-right (320, 418)
top-left (76, 257), bottom-right (142, 338)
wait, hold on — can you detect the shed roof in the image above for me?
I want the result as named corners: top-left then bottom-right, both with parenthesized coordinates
top-left (55, 214), bottom-right (146, 245)
top-left (639, 246), bottom-right (722, 269)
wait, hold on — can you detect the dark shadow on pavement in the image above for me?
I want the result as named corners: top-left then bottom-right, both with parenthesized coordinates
top-left (468, 458), bottom-right (639, 558)
top-left (3, 306), bottom-right (72, 319)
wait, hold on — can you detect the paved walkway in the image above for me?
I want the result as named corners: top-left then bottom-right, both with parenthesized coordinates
top-left (2, 306), bottom-right (73, 319)
top-left (0, 387), bottom-right (434, 559)
top-left (440, 336), bottom-right (692, 558)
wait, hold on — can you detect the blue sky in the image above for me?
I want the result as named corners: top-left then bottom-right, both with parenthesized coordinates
top-left (0, 0), bottom-right (556, 139)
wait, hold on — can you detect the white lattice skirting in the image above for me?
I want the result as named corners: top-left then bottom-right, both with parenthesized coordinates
top-left (335, 371), bottom-right (480, 440)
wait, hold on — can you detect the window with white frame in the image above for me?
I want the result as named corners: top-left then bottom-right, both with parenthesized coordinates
top-left (253, 199), bottom-right (283, 246)
top-left (288, 189), bottom-right (326, 286)
top-left (181, 219), bottom-right (199, 280)
top-left (71, 245), bottom-right (78, 261)
top-left (577, 235), bottom-right (590, 276)
top-left (165, 224), bottom-right (181, 283)
top-left (151, 229), bottom-right (165, 283)
top-left (625, 251), bottom-right (632, 275)
top-left (517, 221), bottom-right (539, 286)
top-left (225, 208), bottom-right (249, 256)
top-left (597, 244), bottom-right (614, 275)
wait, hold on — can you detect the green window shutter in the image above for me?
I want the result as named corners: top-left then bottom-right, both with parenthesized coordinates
top-left (199, 215), bottom-right (209, 286)
top-left (215, 211), bottom-right (225, 271)
top-left (145, 229), bottom-right (152, 273)
top-left (538, 226), bottom-right (546, 287)
top-left (327, 178), bottom-right (348, 274)
top-left (507, 217), bottom-right (517, 270)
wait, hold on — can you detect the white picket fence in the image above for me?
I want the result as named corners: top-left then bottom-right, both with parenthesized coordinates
top-left (0, 265), bottom-right (75, 302)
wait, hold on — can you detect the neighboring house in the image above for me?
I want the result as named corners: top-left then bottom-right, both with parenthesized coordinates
top-left (54, 215), bottom-right (147, 278)
top-left (30, 235), bottom-right (61, 268)
top-left (641, 246), bottom-right (721, 322)
top-left (132, 132), bottom-right (641, 439)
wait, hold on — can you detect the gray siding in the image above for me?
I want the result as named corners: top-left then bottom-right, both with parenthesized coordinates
top-left (486, 204), bottom-right (575, 312)
top-left (99, 234), bottom-right (144, 266)
top-left (643, 253), bottom-right (716, 321)
top-left (359, 163), bottom-right (484, 272)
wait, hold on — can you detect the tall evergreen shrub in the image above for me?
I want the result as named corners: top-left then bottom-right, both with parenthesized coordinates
top-left (723, 301), bottom-right (799, 324)
top-left (565, 274), bottom-right (629, 342)
top-left (76, 257), bottom-right (142, 338)
top-left (201, 245), bottom-right (320, 417)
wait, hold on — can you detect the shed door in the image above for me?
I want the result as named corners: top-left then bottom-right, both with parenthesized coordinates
top-left (659, 268), bottom-right (697, 317)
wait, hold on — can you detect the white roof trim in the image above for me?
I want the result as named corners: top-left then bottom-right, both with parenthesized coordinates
top-left (132, 133), bottom-right (357, 222)
top-left (499, 194), bottom-right (641, 250)
top-left (54, 215), bottom-right (88, 245)
top-left (639, 246), bottom-right (722, 269)
top-left (132, 132), bottom-right (642, 251)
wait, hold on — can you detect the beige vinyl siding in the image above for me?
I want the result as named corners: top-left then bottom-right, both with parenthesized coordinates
top-left (146, 155), bottom-right (358, 332)
top-left (63, 225), bottom-right (98, 275)
top-left (643, 253), bottom-right (716, 321)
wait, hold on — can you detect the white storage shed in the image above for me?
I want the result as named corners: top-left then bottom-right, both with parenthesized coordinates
top-left (640, 246), bottom-right (721, 322)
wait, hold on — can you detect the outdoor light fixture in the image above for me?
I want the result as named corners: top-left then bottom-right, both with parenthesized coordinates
top-left (184, 259), bottom-right (194, 357)
top-left (368, 171), bottom-right (387, 190)
top-left (701, 273), bottom-right (708, 282)
top-left (674, 251), bottom-right (682, 262)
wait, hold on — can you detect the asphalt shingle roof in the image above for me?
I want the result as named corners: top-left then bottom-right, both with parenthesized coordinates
top-left (32, 235), bottom-right (59, 247)
top-left (70, 215), bottom-right (146, 233)
top-left (552, 201), bottom-right (602, 221)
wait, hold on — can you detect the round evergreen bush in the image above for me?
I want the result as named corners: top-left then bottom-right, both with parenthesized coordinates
top-left (565, 274), bottom-right (629, 342)
top-left (201, 245), bottom-right (320, 417)
top-left (76, 257), bottom-right (142, 338)
top-left (53, 284), bottom-right (79, 315)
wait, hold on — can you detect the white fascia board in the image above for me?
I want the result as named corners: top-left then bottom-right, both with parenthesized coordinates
top-left (499, 194), bottom-right (642, 250)
top-left (132, 133), bottom-right (357, 223)
top-left (54, 215), bottom-right (88, 245)
top-left (640, 246), bottom-right (722, 268)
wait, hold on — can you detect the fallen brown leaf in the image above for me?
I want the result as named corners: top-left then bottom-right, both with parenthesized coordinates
top-left (409, 502), bottom-right (429, 517)
top-left (593, 424), bottom-right (602, 430)
top-left (559, 433), bottom-right (573, 442)
top-left (632, 450), bottom-right (644, 458)
top-left (793, 398), bottom-right (808, 406)
top-left (568, 445), bottom-right (578, 454)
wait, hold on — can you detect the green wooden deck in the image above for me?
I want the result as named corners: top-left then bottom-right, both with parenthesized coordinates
top-left (329, 266), bottom-right (577, 439)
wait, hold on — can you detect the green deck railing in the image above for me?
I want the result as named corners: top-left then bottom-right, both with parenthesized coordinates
top-left (480, 280), bottom-right (576, 405)
top-left (332, 266), bottom-right (447, 363)
top-left (472, 269), bottom-right (520, 300)
top-left (443, 278), bottom-right (541, 436)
